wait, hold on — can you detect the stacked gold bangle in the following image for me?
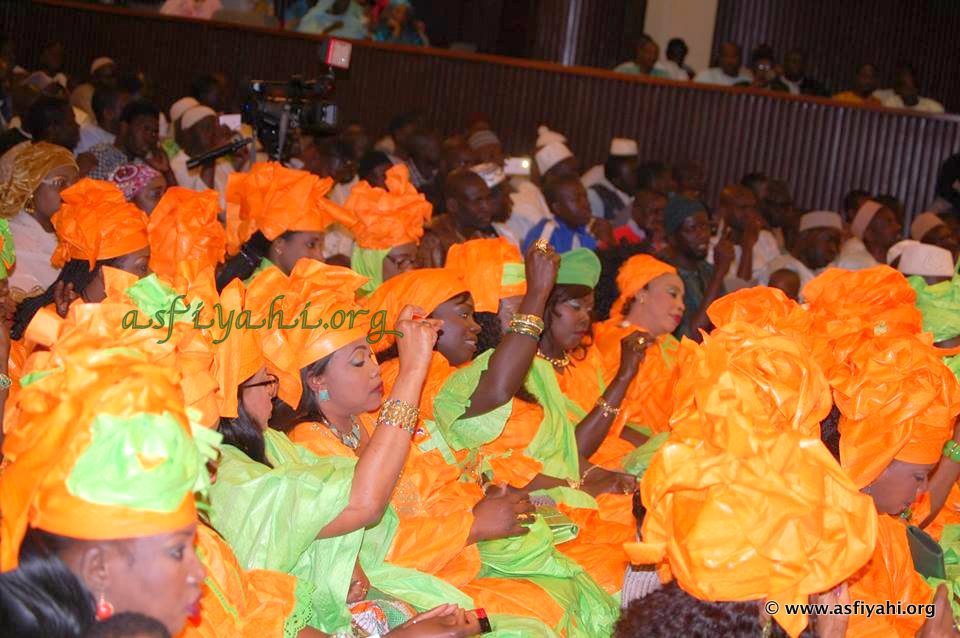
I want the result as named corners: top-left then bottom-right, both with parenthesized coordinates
top-left (596, 397), bottom-right (621, 418)
top-left (944, 440), bottom-right (960, 463)
top-left (378, 399), bottom-right (420, 435)
top-left (508, 313), bottom-right (544, 340)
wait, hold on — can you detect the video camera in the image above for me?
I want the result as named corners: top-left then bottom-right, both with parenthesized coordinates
top-left (243, 39), bottom-right (352, 163)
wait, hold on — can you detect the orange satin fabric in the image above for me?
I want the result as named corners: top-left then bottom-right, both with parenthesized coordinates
top-left (1, 347), bottom-right (196, 570)
top-left (148, 187), bottom-right (226, 290)
top-left (609, 254), bottom-right (677, 318)
top-left (630, 320), bottom-right (878, 637)
top-left (50, 179), bottom-right (149, 268)
top-left (846, 515), bottom-right (932, 638)
top-left (245, 259), bottom-right (369, 408)
top-left (445, 238), bottom-right (526, 313)
top-left (289, 413), bottom-right (483, 587)
top-left (344, 164), bottom-right (432, 250)
top-left (592, 318), bottom-right (679, 438)
top-left (178, 525), bottom-right (297, 638)
top-left (831, 334), bottom-right (960, 488)
top-left (225, 162), bottom-right (355, 255)
top-left (361, 268), bottom-right (468, 353)
top-left (372, 354), bottom-right (572, 626)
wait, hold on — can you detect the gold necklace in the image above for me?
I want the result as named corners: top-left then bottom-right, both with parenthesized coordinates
top-left (537, 348), bottom-right (571, 369)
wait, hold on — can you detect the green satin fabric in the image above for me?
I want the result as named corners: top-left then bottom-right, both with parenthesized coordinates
top-left (351, 246), bottom-right (390, 296)
top-left (209, 429), bottom-right (560, 636)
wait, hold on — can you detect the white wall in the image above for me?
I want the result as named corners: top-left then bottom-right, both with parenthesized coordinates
top-left (644, 0), bottom-right (719, 73)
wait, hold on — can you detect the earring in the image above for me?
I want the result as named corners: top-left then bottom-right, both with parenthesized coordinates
top-left (317, 388), bottom-right (330, 402)
top-left (638, 295), bottom-right (646, 304)
top-left (24, 196), bottom-right (35, 214)
top-left (95, 592), bottom-right (114, 621)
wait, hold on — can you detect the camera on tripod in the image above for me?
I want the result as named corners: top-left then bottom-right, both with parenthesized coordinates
top-left (243, 39), bottom-right (352, 163)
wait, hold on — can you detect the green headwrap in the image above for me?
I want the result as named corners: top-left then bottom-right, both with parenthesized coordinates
top-left (501, 262), bottom-right (526, 287)
top-left (352, 246), bottom-right (390, 296)
top-left (909, 275), bottom-right (960, 343)
top-left (556, 248), bottom-right (601, 288)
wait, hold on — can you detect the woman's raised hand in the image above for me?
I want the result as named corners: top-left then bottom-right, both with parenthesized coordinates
top-left (395, 304), bottom-right (443, 375)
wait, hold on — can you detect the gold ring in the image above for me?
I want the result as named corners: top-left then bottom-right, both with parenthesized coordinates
top-left (533, 239), bottom-right (550, 254)
top-left (517, 513), bottom-right (535, 522)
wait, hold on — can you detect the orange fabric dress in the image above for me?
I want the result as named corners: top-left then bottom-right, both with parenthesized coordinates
top-left (288, 369), bottom-right (568, 630)
top-left (548, 349), bottom-right (639, 593)
top-left (591, 318), bottom-right (680, 440)
top-left (178, 525), bottom-right (302, 638)
top-left (846, 514), bottom-right (932, 638)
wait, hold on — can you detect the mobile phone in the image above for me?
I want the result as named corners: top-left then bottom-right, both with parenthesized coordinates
top-left (906, 524), bottom-right (946, 579)
top-left (504, 156), bottom-right (531, 177)
top-left (219, 113), bottom-right (242, 132)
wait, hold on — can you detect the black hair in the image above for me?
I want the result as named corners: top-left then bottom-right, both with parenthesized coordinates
top-left (636, 161), bottom-right (670, 191)
top-left (274, 354), bottom-right (335, 432)
top-left (819, 404), bottom-right (841, 463)
top-left (542, 174), bottom-right (582, 207)
top-left (22, 95), bottom-right (71, 139)
top-left (740, 172), bottom-right (768, 192)
top-left (387, 110), bottom-right (424, 136)
top-left (190, 74), bottom-right (221, 103)
top-left (842, 188), bottom-right (870, 212)
top-left (215, 232), bottom-right (271, 292)
top-left (543, 284), bottom-right (593, 361)
top-left (115, 72), bottom-right (144, 98)
top-left (874, 193), bottom-right (904, 219)
top-left (91, 86), bottom-right (127, 124)
top-left (855, 62), bottom-right (878, 75)
top-left (605, 154), bottom-right (636, 184)
top-left (219, 399), bottom-right (272, 468)
top-left (83, 612), bottom-right (170, 638)
top-left (358, 151), bottom-right (393, 183)
top-left (119, 99), bottom-right (159, 125)
top-left (615, 581), bottom-right (813, 637)
top-left (0, 529), bottom-right (96, 638)
top-left (11, 257), bottom-right (122, 340)
top-left (636, 33), bottom-right (657, 48)
top-left (666, 38), bottom-right (686, 52)
top-left (750, 43), bottom-right (775, 65)
top-left (594, 242), bottom-right (652, 321)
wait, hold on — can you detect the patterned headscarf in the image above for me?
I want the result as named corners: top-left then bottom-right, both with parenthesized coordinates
top-left (0, 142), bottom-right (78, 218)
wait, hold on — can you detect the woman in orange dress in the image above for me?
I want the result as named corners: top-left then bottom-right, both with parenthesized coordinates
top-left (589, 254), bottom-right (685, 472)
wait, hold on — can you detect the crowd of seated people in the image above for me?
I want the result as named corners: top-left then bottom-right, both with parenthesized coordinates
top-left (5, 33), bottom-right (960, 638)
top-left (614, 35), bottom-right (948, 113)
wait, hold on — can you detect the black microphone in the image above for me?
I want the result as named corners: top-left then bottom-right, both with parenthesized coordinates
top-left (186, 137), bottom-right (253, 169)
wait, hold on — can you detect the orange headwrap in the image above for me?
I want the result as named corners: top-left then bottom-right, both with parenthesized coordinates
top-left (225, 162), bottom-right (355, 255)
top-left (831, 334), bottom-right (960, 488)
top-left (445, 238), bottom-right (526, 313)
top-left (50, 179), bottom-right (149, 268)
top-left (211, 278), bottom-right (265, 419)
top-left (1, 347), bottom-right (202, 571)
top-left (345, 164), bottom-right (432, 249)
top-left (610, 254), bottom-right (677, 318)
top-left (147, 187), bottom-right (226, 290)
top-left (803, 266), bottom-right (923, 375)
top-left (630, 320), bottom-right (877, 637)
top-left (17, 267), bottom-right (220, 429)
top-left (361, 267), bottom-right (468, 353)
top-left (245, 259), bottom-right (370, 407)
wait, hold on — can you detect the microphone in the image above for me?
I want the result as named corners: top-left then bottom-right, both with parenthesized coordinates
top-left (186, 137), bottom-right (253, 169)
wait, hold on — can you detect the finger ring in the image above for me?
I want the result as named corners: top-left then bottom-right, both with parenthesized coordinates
top-left (517, 513), bottom-right (534, 522)
top-left (534, 239), bottom-right (550, 254)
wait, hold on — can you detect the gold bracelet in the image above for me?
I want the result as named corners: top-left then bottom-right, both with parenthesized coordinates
top-left (596, 397), bottom-right (621, 418)
top-left (378, 399), bottom-right (419, 435)
top-left (510, 317), bottom-right (543, 332)
top-left (512, 313), bottom-right (545, 331)
top-left (507, 320), bottom-right (541, 340)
